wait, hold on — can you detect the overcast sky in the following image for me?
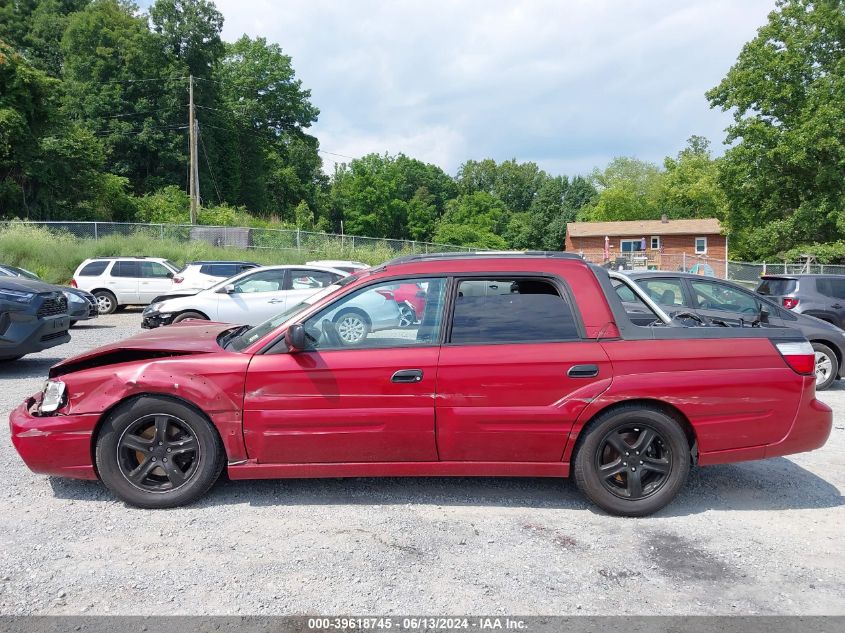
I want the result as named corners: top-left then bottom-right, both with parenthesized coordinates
top-left (208, 0), bottom-right (774, 177)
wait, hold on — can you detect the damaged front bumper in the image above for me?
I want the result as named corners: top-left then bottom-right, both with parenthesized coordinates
top-left (9, 397), bottom-right (99, 480)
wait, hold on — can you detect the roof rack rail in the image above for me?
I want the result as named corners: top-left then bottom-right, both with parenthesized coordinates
top-left (382, 250), bottom-right (583, 267)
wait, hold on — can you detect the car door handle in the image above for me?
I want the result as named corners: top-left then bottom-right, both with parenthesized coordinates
top-left (391, 369), bottom-right (423, 383)
top-left (832, 304), bottom-right (842, 309)
top-left (568, 364), bottom-right (599, 378)
top-left (267, 298), bottom-right (286, 304)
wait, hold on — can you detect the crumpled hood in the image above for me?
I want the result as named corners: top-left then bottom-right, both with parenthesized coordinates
top-left (49, 321), bottom-right (237, 377)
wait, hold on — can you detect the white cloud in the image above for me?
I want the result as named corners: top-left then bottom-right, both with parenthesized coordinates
top-left (214, 0), bottom-right (775, 175)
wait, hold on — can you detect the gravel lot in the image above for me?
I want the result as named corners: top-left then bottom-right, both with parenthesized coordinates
top-left (1, 311), bottom-right (843, 616)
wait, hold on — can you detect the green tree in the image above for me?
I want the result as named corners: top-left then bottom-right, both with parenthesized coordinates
top-left (658, 135), bottom-right (727, 221)
top-left (217, 35), bottom-right (322, 217)
top-left (434, 191), bottom-right (509, 247)
top-left (706, 0), bottom-right (845, 259)
top-left (580, 157), bottom-right (663, 221)
top-left (457, 158), bottom-right (544, 213)
top-left (0, 39), bottom-right (105, 219)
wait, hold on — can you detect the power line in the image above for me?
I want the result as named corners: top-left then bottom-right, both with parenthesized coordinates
top-left (198, 125), bottom-right (223, 204)
top-left (90, 124), bottom-right (188, 135)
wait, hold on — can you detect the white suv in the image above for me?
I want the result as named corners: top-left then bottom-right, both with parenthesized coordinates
top-left (72, 257), bottom-right (179, 314)
top-left (171, 261), bottom-right (259, 293)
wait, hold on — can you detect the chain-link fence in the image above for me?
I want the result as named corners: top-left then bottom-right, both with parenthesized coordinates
top-left (574, 250), bottom-right (845, 286)
top-left (0, 221), bottom-right (473, 256)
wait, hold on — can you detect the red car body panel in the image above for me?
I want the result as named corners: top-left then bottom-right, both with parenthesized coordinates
top-left (392, 283), bottom-right (426, 316)
top-left (9, 255), bottom-right (833, 486)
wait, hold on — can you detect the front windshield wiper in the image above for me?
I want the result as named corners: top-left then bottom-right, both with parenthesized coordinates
top-left (219, 324), bottom-right (251, 350)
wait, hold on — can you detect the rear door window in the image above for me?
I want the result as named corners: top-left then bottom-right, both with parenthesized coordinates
top-left (141, 261), bottom-right (173, 278)
top-left (817, 278), bottom-right (845, 300)
top-left (111, 261), bottom-right (141, 278)
top-left (287, 269), bottom-right (342, 290)
top-left (449, 278), bottom-right (579, 344)
top-left (79, 261), bottom-right (109, 276)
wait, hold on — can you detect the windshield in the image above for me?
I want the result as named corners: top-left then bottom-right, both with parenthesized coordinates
top-left (226, 284), bottom-right (342, 351)
top-left (756, 278), bottom-right (797, 296)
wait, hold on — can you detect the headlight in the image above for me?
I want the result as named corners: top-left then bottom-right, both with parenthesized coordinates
top-left (63, 291), bottom-right (86, 305)
top-left (144, 302), bottom-right (163, 315)
top-left (0, 289), bottom-right (35, 304)
top-left (40, 380), bottom-right (66, 413)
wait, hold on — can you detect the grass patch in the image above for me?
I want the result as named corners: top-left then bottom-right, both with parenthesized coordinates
top-left (0, 223), bottom-right (409, 284)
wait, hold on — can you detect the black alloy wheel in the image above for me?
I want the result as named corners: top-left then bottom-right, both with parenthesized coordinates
top-left (116, 414), bottom-right (199, 492)
top-left (96, 396), bottom-right (224, 508)
top-left (574, 405), bottom-right (690, 517)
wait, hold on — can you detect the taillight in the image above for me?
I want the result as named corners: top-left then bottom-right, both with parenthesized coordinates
top-left (782, 297), bottom-right (799, 309)
top-left (70, 279), bottom-right (78, 288)
top-left (774, 340), bottom-right (815, 375)
top-left (173, 276), bottom-right (184, 284)
top-left (376, 289), bottom-right (395, 300)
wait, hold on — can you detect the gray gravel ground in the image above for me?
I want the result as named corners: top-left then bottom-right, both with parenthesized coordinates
top-left (1, 311), bottom-right (843, 615)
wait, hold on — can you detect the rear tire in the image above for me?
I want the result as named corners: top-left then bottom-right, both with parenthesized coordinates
top-left (93, 290), bottom-right (117, 315)
top-left (811, 342), bottom-right (838, 391)
top-left (574, 405), bottom-right (690, 517)
top-left (172, 311), bottom-right (208, 324)
top-left (95, 396), bottom-right (224, 509)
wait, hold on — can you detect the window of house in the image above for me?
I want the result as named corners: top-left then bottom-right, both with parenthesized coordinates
top-left (620, 239), bottom-right (645, 253)
top-left (650, 236), bottom-right (660, 250)
top-left (695, 237), bottom-right (707, 254)
top-left (449, 278), bottom-right (579, 344)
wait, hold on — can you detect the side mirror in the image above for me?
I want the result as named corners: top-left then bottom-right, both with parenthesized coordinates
top-left (285, 324), bottom-right (307, 352)
top-left (166, 272), bottom-right (174, 279)
top-left (759, 306), bottom-right (769, 324)
top-left (218, 284), bottom-right (235, 294)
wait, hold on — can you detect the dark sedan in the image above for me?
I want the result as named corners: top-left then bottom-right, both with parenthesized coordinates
top-left (617, 271), bottom-right (845, 390)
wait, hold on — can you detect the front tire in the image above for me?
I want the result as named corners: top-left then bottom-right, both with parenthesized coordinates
top-left (93, 290), bottom-right (117, 315)
top-left (574, 405), bottom-right (690, 517)
top-left (811, 342), bottom-right (838, 391)
top-left (172, 311), bottom-right (209, 324)
top-left (95, 396), bottom-right (224, 508)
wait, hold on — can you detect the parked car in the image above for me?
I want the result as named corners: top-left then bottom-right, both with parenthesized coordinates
top-left (141, 265), bottom-right (374, 335)
top-left (0, 264), bottom-right (98, 326)
top-left (0, 277), bottom-right (71, 360)
top-left (71, 257), bottom-right (179, 314)
top-left (170, 261), bottom-right (259, 293)
top-left (11, 252), bottom-right (831, 516)
top-left (392, 282), bottom-right (427, 327)
top-left (617, 271), bottom-right (845, 390)
top-left (756, 275), bottom-right (845, 329)
top-left (306, 260), bottom-right (369, 274)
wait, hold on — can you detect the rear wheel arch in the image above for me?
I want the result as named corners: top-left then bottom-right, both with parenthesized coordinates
top-left (90, 393), bottom-right (226, 477)
top-left (572, 399), bottom-right (697, 464)
top-left (810, 339), bottom-right (841, 366)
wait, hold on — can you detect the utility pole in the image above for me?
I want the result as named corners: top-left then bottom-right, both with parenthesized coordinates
top-left (188, 75), bottom-right (198, 224)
